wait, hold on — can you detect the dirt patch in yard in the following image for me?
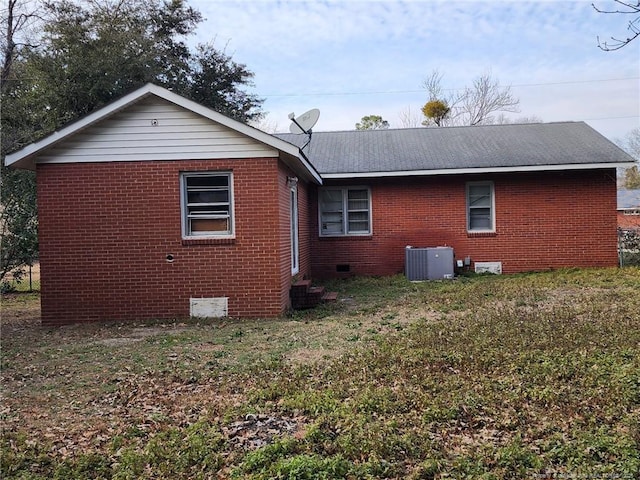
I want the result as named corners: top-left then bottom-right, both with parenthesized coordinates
top-left (1, 292), bottom-right (41, 328)
top-left (89, 326), bottom-right (192, 346)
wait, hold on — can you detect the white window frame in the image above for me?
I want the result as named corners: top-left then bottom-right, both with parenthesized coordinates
top-left (466, 181), bottom-right (495, 233)
top-left (180, 172), bottom-right (235, 238)
top-left (319, 186), bottom-right (372, 237)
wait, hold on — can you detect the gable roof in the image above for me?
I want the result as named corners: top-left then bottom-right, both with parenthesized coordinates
top-left (618, 188), bottom-right (640, 210)
top-left (5, 83), bottom-right (322, 184)
top-left (276, 122), bottom-right (635, 178)
top-left (7, 84), bottom-right (633, 183)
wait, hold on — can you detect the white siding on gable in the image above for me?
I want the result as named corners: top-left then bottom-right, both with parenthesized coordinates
top-left (37, 97), bottom-right (279, 163)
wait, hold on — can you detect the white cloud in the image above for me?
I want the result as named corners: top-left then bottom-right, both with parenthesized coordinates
top-left (189, 0), bottom-right (640, 139)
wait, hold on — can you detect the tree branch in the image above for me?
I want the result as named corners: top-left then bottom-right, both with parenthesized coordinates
top-left (592, 0), bottom-right (640, 14)
top-left (593, 0), bottom-right (640, 50)
top-left (1, 0), bottom-right (45, 88)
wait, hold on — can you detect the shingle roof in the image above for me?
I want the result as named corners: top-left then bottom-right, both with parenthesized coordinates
top-left (276, 121), bottom-right (635, 177)
top-left (618, 188), bottom-right (640, 210)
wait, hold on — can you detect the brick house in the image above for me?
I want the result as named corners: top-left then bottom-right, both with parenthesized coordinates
top-left (5, 84), bottom-right (635, 325)
top-left (617, 188), bottom-right (640, 229)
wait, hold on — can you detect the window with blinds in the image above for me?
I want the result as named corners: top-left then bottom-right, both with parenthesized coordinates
top-left (319, 187), bottom-right (371, 236)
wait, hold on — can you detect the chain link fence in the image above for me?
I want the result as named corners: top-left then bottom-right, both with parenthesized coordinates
top-left (618, 227), bottom-right (640, 267)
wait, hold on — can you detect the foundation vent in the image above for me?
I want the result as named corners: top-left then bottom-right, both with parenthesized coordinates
top-left (190, 297), bottom-right (228, 318)
top-left (474, 262), bottom-right (503, 275)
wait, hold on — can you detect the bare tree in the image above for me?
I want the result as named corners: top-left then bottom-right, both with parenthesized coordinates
top-left (422, 70), bottom-right (447, 102)
top-left (421, 70), bottom-right (520, 127)
top-left (624, 127), bottom-right (640, 160)
top-left (397, 105), bottom-right (423, 128)
top-left (492, 113), bottom-right (543, 125)
top-left (615, 127), bottom-right (640, 188)
top-left (251, 116), bottom-right (280, 134)
top-left (461, 74), bottom-right (520, 126)
top-left (0, 0), bottom-right (43, 89)
top-left (593, 0), bottom-right (640, 51)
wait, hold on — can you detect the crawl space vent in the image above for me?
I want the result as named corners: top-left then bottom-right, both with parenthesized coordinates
top-left (474, 262), bottom-right (502, 275)
top-left (190, 297), bottom-right (228, 318)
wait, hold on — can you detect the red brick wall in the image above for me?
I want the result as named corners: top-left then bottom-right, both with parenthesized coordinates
top-left (37, 158), bottom-right (294, 325)
top-left (310, 170), bottom-right (619, 278)
top-left (275, 165), bottom-right (312, 310)
top-left (618, 211), bottom-right (640, 229)
top-left (35, 162), bottom-right (619, 325)
top-left (297, 176), bottom-right (312, 280)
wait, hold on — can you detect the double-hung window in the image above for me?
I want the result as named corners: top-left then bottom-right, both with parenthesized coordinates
top-left (319, 187), bottom-right (371, 236)
top-left (466, 181), bottom-right (495, 232)
top-left (181, 172), bottom-right (234, 237)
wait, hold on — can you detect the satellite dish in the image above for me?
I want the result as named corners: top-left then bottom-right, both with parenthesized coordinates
top-left (289, 108), bottom-right (320, 134)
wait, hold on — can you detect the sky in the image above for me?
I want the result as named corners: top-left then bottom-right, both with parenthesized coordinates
top-left (189, 0), bottom-right (640, 142)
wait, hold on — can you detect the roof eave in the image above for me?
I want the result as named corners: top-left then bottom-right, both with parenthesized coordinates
top-left (280, 150), bottom-right (323, 185)
top-left (321, 162), bottom-right (635, 179)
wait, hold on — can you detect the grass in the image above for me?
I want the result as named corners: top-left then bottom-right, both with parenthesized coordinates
top-left (1, 267), bottom-right (639, 479)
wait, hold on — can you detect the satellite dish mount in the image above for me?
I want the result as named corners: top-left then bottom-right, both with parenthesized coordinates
top-left (288, 108), bottom-right (320, 151)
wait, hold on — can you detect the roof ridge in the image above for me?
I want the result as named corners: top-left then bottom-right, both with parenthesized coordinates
top-left (276, 120), bottom-right (584, 135)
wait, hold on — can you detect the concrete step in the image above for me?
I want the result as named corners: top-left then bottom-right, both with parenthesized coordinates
top-left (290, 279), bottom-right (312, 298)
top-left (290, 281), bottom-right (333, 310)
top-left (322, 291), bottom-right (338, 303)
top-left (308, 286), bottom-right (325, 297)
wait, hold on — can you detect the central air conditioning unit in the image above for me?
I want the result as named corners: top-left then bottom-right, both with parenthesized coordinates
top-left (405, 246), bottom-right (454, 281)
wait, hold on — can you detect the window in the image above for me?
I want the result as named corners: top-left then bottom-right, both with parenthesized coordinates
top-left (319, 187), bottom-right (371, 236)
top-left (181, 172), bottom-right (234, 237)
top-left (467, 182), bottom-right (494, 232)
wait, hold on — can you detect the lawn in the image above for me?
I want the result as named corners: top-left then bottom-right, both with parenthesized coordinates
top-left (1, 268), bottom-right (639, 479)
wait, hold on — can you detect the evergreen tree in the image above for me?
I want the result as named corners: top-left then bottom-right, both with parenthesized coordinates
top-left (1, 0), bottom-right (264, 282)
top-left (356, 115), bottom-right (390, 130)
